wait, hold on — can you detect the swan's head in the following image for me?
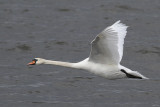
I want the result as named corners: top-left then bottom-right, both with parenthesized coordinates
top-left (28, 58), bottom-right (45, 65)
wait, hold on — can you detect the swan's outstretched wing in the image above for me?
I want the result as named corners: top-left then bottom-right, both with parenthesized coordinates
top-left (89, 21), bottom-right (128, 65)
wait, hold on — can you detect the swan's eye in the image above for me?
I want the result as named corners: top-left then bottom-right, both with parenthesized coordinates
top-left (32, 59), bottom-right (38, 62)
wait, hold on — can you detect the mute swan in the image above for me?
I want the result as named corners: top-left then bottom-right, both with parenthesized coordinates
top-left (28, 21), bottom-right (148, 79)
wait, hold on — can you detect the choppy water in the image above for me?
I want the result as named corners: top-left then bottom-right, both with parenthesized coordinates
top-left (0, 0), bottom-right (160, 107)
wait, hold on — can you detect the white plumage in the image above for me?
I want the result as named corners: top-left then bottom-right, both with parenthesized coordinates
top-left (89, 20), bottom-right (128, 64)
top-left (28, 21), bottom-right (148, 80)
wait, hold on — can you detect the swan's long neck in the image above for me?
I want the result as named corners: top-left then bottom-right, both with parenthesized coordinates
top-left (43, 60), bottom-right (79, 69)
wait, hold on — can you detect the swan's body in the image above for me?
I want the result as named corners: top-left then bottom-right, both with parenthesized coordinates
top-left (28, 21), bottom-right (148, 79)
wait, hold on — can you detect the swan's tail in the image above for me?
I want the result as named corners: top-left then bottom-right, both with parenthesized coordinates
top-left (132, 71), bottom-right (149, 79)
top-left (121, 69), bottom-right (149, 79)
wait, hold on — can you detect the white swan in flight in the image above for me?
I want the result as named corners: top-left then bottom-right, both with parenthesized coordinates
top-left (28, 21), bottom-right (148, 79)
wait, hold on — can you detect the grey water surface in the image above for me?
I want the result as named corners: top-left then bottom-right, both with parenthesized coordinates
top-left (0, 0), bottom-right (160, 107)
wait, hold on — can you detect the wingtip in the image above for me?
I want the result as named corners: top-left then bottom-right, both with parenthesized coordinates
top-left (114, 20), bottom-right (121, 24)
top-left (112, 20), bottom-right (128, 28)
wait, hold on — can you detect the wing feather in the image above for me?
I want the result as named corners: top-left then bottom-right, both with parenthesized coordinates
top-left (89, 21), bottom-right (128, 65)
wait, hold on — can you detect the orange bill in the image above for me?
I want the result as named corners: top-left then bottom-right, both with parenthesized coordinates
top-left (28, 60), bottom-right (36, 65)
